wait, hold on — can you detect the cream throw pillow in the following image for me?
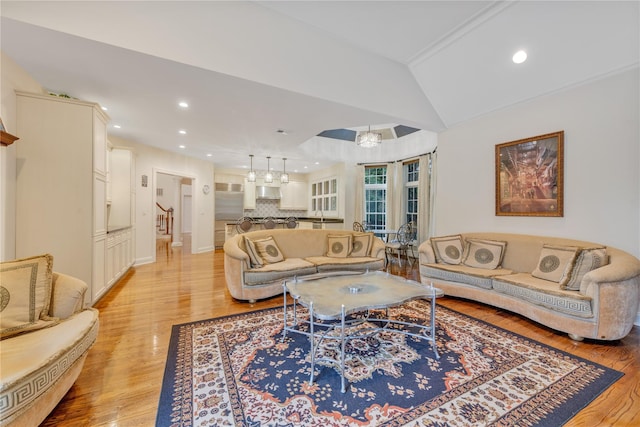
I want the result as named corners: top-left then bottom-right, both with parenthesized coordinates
top-left (532, 244), bottom-right (580, 285)
top-left (244, 237), bottom-right (263, 268)
top-left (253, 236), bottom-right (285, 264)
top-left (1, 254), bottom-right (58, 339)
top-left (462, 239), bottom-right (507, 270)
top-left (327, 235), bottom-right (352, 258)
top-left (562, 247), bottom-right (608, 290)
top-left (431, 235), bottom-right (463, 264)
top-left (350, 233), bottom-right (372, 257)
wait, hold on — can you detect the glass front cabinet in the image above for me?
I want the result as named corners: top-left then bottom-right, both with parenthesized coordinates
top-left (311, 177), bottom-right (338, 215)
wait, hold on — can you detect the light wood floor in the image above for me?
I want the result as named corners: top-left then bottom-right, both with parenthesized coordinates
top-left (41, 243), bottom-right (640, 426)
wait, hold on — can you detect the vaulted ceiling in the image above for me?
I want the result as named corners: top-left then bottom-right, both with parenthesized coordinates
top-left (1, 1), bottom-right (637, 173)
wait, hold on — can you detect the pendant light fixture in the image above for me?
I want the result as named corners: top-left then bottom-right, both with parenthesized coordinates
top-left (280, 158), bottom-right (289, 184)
top-left (247, 154), bottom-right (256, 182)
top-left (264, 156), bottom-right (273, 183)
top-left (356, 125), bottom-right (382, 148)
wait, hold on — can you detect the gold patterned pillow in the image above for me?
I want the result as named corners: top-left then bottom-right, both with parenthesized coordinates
top-left (244, 237), bottom-right (263, 268)
top-left (1, 254), bottom-right (58, 339)
top-left (253, 236), bottom-right (285, 264)
top-left (561, 247), bottom-right (607, 290)
top-left (350, 233), bottom-right (372, 257)
top-left (430, 235), bottom-right (463, 264)
top-left (462, 239), bottom-right (507, 270)
top-left (532, 245), bottom-right (580, 285)
top-left (327, 235), bottom-right (352, 258)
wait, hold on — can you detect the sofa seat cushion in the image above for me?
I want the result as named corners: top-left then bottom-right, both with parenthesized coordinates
top-left (492, 273), bottom-right (593, 318)
top-left (0, 308), bottom-right (99, 421)
top-left (420, 263), bottom-right (513, 290)
top-left (305, 256), bottom-right (384, 272)
top-left (243, 258), bottom-right (317, 286)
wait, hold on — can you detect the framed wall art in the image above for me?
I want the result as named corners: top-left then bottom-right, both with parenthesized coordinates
top-left (495, 130), bottom-right (564, 217)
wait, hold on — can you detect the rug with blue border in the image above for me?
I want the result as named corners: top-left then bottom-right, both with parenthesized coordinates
top-left (157, 300), bottom-right (622, 426)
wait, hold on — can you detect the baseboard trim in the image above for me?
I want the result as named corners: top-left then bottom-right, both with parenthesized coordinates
top-left (195, 246), bottom-right (215, 254)
top-left (135, 256), bottom-right (154, 266)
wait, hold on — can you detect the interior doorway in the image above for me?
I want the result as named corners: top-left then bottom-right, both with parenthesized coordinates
top-left (155, 172), bottom-right (194, 259)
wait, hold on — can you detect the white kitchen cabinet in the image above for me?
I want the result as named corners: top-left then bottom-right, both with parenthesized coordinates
top-left (108, 148), bottom-right (133, 228)
top-left (106, 227), bottom-right (134, 290)
top-left (15, 91), bottom-right (115, 304)
top-left (280, 180), bottom-right (308, 210)
top-left (244, 178), bottom-right (256, 210)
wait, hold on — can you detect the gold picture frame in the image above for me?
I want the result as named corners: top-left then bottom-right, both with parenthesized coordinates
top-left (496, 131), bottom-right (564, 217)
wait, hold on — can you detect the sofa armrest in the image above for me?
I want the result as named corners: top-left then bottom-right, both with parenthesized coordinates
top-left (223, 238), bottom-right (251, 266)
top-left (49, 272), bottom-right (88, 319)
top-left (418, 240), bottom-right (436, 264)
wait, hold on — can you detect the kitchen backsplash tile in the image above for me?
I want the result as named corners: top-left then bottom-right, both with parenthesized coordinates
top-left (244, 199), bottom-right (306, 218)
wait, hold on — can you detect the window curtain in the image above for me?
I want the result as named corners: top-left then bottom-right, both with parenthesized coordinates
top-left (417, 152), bottom-right (437, 244)
top-left (385, 162), bottom-right (400, 231)
top-left (354, 165), bottom-right (364, 224)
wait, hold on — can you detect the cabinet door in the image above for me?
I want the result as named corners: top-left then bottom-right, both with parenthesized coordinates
top-left (280, 181), bottom-right (306, 210)
top-left (93, 236), bottom-right (107, 303)
top-left (244, 179), bottom-right (256, 210)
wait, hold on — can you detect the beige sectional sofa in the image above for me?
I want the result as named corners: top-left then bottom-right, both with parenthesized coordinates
top-left (224, 229), bottom-right (386, 302)
top-left (419, 232), bottom-right (640, 341)
top-left (1, 255), bottom-right (99, 427)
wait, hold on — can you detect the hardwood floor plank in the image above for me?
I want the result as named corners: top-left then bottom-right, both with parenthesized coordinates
top-left (40, 246), bottom-right (640, 426)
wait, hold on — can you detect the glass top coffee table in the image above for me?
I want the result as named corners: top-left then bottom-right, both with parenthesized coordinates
top-left (282, 270), bottom-right (443, 392)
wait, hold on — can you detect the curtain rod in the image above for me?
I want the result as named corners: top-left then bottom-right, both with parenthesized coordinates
top-left (356, 148), bottom-right (436, 166)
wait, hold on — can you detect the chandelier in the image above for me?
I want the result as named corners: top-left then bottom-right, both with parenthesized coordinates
top-left (356, 126), bottom-right (382, 148)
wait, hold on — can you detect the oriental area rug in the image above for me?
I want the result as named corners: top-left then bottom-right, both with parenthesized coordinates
top-left (157, 300), bottom-right (622, 427)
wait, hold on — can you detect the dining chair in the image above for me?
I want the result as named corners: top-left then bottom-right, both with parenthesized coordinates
top-left (384, 222), bottom-right (414, 267)
top-left (352, 221), bottom-right (365, 232)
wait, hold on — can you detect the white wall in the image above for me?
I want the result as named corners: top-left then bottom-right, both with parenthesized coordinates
top-left (436, 68), bottom-right (639, 257)
top-left (109, 136), bottom-right (214, 264)
top-left (0, 52), bottom-right (46, 261)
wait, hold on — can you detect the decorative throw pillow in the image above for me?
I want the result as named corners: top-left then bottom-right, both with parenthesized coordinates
top-left (1, 254), bottom-right (58, 339)
top-left (253, 236), bottom-right (285, 264)
top-left (350, 233), bottom-right (372, 257)
top-left (430, 235), bottom-right (463, 264)
top-left (462, 239), bottom-right (507, 270)
top-left (244, 237), bottom-right (263, 268)
top-left (327, 235), bottom-right (352, 258)
top-left (562, 247), bottom-right (608, 290)
top-left (532, 244), bottom-right (580, 285)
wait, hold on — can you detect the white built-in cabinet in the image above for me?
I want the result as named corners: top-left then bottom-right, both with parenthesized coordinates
top-left (106, 147), bottom-right (135, 287)
top-left (243, 178), bottom-right (256, 210)
top-left (279, 180), bottom-right (308, 210)
top-left (15, 92), bottom-right (132, 304)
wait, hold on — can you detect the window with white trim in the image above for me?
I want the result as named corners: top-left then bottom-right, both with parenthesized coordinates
top-left (364, 166), bottom-right (387, 231)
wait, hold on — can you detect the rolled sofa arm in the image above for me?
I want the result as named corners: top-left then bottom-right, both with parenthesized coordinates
top-left (50, 272), bottom-right (88, 319)
top-left (418, 240), bottom-right (436, 265)
top-left (580, 250), bottom-right (640, 340)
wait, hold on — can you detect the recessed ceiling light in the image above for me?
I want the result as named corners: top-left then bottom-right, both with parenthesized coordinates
top-left (179, 145), bottom-right (186, 149)
top-left (304, 166), bottom-right (308, 169)
top-left (178, 101), bottom-right (189, 108)
top-left (276, 129), bottom-right (288, 135)
top-left (314, 162), bottom-right (320, 165)
top-left (512, 50), bottom-right (527, 64)
top-left (206, 153), bottom-right (212, 157)
top-left (179, 130), bottom-right (187, 135)
top-left (101, 106), bottom-right (108, 111)
top-left (113, 124), bottom-right (121, 129)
